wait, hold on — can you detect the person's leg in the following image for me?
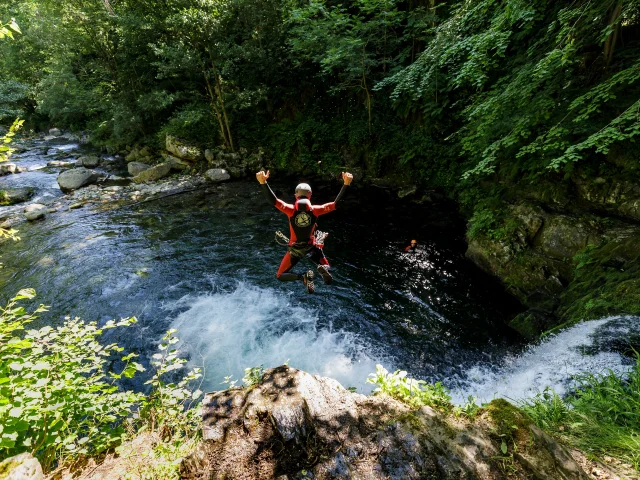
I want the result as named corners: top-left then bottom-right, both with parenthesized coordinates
top-left (311, 247), bottom-right (333, 284)
top-left (275, 252), bottom-right (301, 282)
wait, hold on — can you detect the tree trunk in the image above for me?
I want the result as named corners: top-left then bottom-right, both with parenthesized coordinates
top-left (604, 2), bottom-right (623, 65)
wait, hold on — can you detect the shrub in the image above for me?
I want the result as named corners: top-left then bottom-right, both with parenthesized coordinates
top-left (367, 364), bottom-right (452, 410)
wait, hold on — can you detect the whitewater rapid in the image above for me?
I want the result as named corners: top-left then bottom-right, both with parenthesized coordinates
top-left (169, 281), bottom-right (381, 392)
top-left (170, 279), bottom-right (638, 403)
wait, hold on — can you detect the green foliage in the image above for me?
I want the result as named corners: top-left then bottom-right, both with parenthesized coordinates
top-left (0, 118), bottom-right (24, 163)
top-left (0, 17), bottom-right (21, 39)
top-left (367, 364), bottom-right (452, 410)
top-left (0, 291), bottom-right (203, 472)
top-left (0, 290), bottom-right (144, 469)
top-left (522, 355), bottom-right (640, 470)
top-left (242, 365), bottom-right (265, 387)
top-left (453, 395), bottom-right (482, 419)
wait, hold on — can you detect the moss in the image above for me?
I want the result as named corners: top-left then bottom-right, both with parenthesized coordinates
top-left (486, 399), bottom-right (532, 444)
top-left (0, 459), bottom-right (19, 478)
top-left (556, 236), bottom-right (640, 327)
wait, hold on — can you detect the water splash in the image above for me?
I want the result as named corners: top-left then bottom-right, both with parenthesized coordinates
top-left (450, 316), bottom-right (639, 404)
top-left (169, 281), bottom-right (381, 392)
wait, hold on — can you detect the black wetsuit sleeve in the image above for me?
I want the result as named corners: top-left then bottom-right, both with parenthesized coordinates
top-left (334, 184), bottom-right (349, 205)
top-left (261, 182), bottom-right (278, 206)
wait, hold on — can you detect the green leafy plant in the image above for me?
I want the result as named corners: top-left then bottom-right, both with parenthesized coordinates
top-left (453, 395), bottom-right (481, 419)
top-left (367, 364), bottom-right (452, 410)
top-left (0, 289), bottom-right (145, 469)
top-left (242, 365), bottom-right (265, 387)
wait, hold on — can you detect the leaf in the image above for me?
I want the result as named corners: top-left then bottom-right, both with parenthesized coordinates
top-left (501, 440), bottom-right (508, 455)
top-left (9, 20), bottom-right (21, 34)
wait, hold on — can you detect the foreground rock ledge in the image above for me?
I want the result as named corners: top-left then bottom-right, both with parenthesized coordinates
top-left (185, 366), bottom-right (588, 479)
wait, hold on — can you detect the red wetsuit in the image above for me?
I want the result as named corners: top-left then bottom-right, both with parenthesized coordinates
top-left (262, 182), bottom-right (348, 282)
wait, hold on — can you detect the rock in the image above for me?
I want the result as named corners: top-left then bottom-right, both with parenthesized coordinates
top-left (79, 154), bottom-right (100, 168)
top-left (46, 148), bottom-right (59, 156)
top-left (24, 204), bottom-right (47, 221)
top-left (205, 168), bottom-right (231, 183)
top-left (128, 161), bottom-right (151, 176)
top-left (0, 163), bottom-right (17, 175)
top-left (49, 128), bottom-right (62, 136)
top-left (1, 187), bottom-right (35, 205)
top-left (132, 162), bottom-right (172, 184)
top-left (0, 452), bottom-right (44, 480)
top-left (205, 149), bottom-right (215, 164)
top-left (15, 166), bottom-right (28, 173)
top-left (163, 154), bottom-right (190, 171)
top-left (226, 165), bottom-right (247, 179)
top-left (192, 366), bottom-right (588, 480)
top-left (398, 185), bottom-right (417, 198)
top-left (47, 160), bottom-right (75, 168)
top-left (139, 146), bottom-right (151, 158)
top-left (166, 135), bottom-right (203, 161)
top-left (69, 202), bottom-right (85, 209)
top-left (57, 167), bottom-right (99, 192)
top-left (43, 135), bottom-right (56, 141)
top-left (535, 215), bottom-right (597, 260)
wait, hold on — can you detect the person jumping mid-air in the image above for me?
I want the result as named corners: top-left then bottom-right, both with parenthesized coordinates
top-left (256, 170), bottom-right (353, 293)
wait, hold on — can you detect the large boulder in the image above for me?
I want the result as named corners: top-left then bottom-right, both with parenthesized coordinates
top-left (128, 161), bottom-right (151, 176)
top-left (205, 168), bottom-right (230, 183)
top-left (163, 154), bottom-right (190, 171)
top-left (78, 154), bottom-right (100, 168)
top-left (166, 135), bottom-right (203, 162)
top-left (0, 163), bottom-right (17, 175)
top-left (57, 167), bottom-right (99, 192)
top-left (132, 162), bottom-right (171, 184)
top-left (535, 215), bottom-right (597, 260)
top-left (0, 452), bottom-right (44, 480)
top-left (1, 187), bottom-right (35, 205)
top-left (188, 366), bottom-right (588, 480)
top-left (24, 204), bottom-right (47, 221)
top-left (48, 127), bottom-right (62, 136)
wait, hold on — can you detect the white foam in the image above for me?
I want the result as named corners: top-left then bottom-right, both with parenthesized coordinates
top-left (168, 282), bottom-right (380, 392)
top-left (450, 316), bottom-right (638, 404)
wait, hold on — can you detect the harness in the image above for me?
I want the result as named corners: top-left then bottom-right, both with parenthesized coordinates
top-left (275, 230), bottom-right (329, 248)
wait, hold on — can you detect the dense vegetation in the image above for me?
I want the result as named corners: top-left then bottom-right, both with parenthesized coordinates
top-left (1, 0), bottom-right (638, 196)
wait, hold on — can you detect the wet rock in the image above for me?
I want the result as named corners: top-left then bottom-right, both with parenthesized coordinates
top-left (574, 176), bottom-right (640, 221)
top-left (57, 167), bottom-right (99, 192)
top-left (192, 366), bottom-right (588, 480)
top-left (49, 127), bottom-right (62, 136)
top-left (15, 166), bottom-right (28, 173)
top-left (79, 154), bottom-right (100, 168)
top-left (0, 452), bottom-right (44, 480)
top-left (205, 168), bottom-right (230, 183)
top-left (132, 162), bottom-right (172, 184)
top-left (47, 160), bottom-right (75, 169)
top-left (1, 187), bottom-right (35, 205)
top-left (24, 203), bottom-right (47, 221)
top-left (0, 163), bottom-right (17, 175)
top-left (69, 202), bottom-right (85, 209)
top-left (128, 161), bottom-right (151, 176)
top-left (166, 135), bottom-right (203, 161)
top-left (46, 148), bottom-right (59, 156)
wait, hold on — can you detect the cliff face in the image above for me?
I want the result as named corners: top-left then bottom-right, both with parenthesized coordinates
top-left (465, 153), bottom-right (640, 338)
top-left (184, 366), bottom-right (589, 480)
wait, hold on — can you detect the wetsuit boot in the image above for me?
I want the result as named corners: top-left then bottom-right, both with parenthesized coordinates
top-left (317, 265), bottom-right (333, 285)
top-left (302, 270), bottom-right (315, 293)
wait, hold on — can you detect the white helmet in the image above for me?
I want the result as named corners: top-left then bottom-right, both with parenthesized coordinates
top-left (295, 183), bottom-right (312, 199)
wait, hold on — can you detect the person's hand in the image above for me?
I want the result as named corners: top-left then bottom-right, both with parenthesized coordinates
top-left (342, 172), bottom-right (353, 185)
top-left (256, 170), bottom-right (270, 184)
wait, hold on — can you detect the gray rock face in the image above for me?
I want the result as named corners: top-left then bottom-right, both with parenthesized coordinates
top-left (166, 135), bottom-right (203, 161)
top-left (205, 168), bottom-right (231, 183)
top-left (128, 161), bottom-right (151, 176)
top-left (79, 154), bottom-right (100, 168)
top-left (188, 366), bottom-right (587, 480)
top-left (57, 167), bottom-right (99, 192)
top-left (0, 452), bottom-right (44, 480)
top-left (0, 163), bottom-right (17, 175)
top-left (24, 204), bottom-right (47, 221)
top-left (48, 127), bottom-right (62, 136)
top-left (132, 162), bottom-right (171, 184)
top-left (535, 215), bottom-right (596, 260)
top-left (2, 187), bottom-right (35, 205)
top-left (164, 154), bottom-right (190, 171)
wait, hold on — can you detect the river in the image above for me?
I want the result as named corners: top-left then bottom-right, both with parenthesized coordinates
top-left (1, 136), bottom-right (637, 403)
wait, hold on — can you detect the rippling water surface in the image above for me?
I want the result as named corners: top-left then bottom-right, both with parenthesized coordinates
top-left (1, 139), bottom-right (635, 399)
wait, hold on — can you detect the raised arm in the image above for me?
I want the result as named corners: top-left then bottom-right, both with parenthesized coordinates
top-left (256, 170), bottom-right (295, 215)
top-left (314, 172), bottom-right (353, 216)
top-left (257, 170), bottom-right (278, 206)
